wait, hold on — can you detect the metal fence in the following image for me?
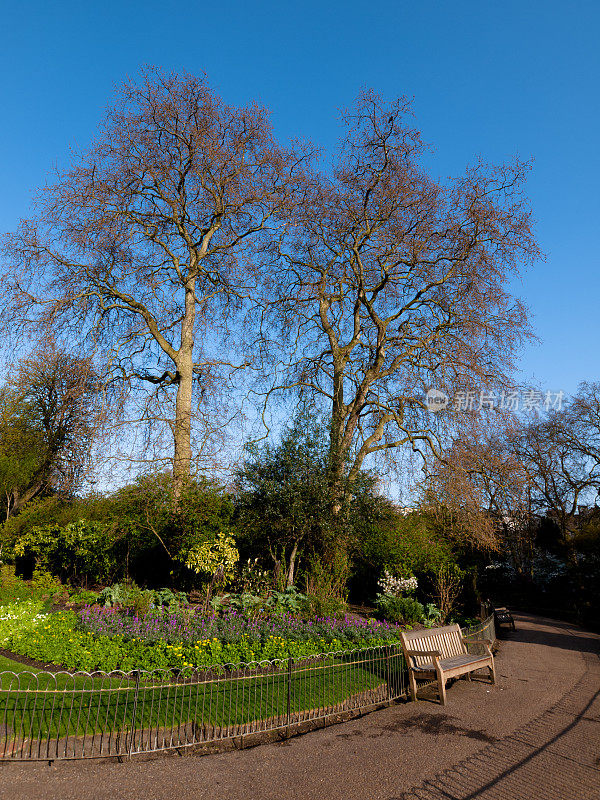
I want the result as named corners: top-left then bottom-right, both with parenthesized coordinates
top-left (0, 615), bottom-right (495, 762)
top-left (462, 614), bottom-right (496, 645)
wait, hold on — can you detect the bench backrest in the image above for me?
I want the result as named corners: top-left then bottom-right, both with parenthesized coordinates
top-left (400, 624), bottom-right (466, 668)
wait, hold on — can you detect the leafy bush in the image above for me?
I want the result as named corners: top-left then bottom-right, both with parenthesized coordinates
top-left (96, 584), bottom-right (127, 608)
top-left (266, 587), bottom-right (307, 614)
top-left (0, 564), bottom-right (31, 603)
top-left (211, 587), bottom-right (308, 618)
top-left (0, 475), bottom-right (235, 589)
top-left (352, 510), bottom-right (457, 602)
top-left (0, 494), bottom-right (112, 551)
top-left (183, 531), bottom-right (239, 584)
top-left (13, 519), bottom-right (115, 585)
top-left (96, 583), bottom-right (188, 614)
top-left (68, 588), bottom-right (99, 605)
top-left (304, 554), bottom-right (349, 609)
top-left (300, 594), bottom-right (347, 618)
top-left (97, 583), bottom-right (152, 615)
top-left (422, 603), bottom-right (442, 628)
top-left (375, 594), bottom-right (425, 625)
top-left (234, 412), bottom-right (334, 590)
top-left (152, 588), bottom-right (188, 608)
top-left (29, 569), bottom-right (68, 602)
top-left (0, 564), bottom-right (69, 604)
top-left (107, 474), bottom-right (234, 587)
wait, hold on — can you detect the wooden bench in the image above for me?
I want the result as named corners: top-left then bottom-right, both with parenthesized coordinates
top-left (493, 606), bottom-right (515, 631)
top-left (400, 624), bottom-right (495, 705)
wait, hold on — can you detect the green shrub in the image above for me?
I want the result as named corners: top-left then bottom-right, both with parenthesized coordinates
top-left (97, 582), bottom-right (153, 615)
top-left (221, 592), bottom-right (264, 615)
top-left (183, 530), bottom-right (239, 585)
top-left (422, 603), bottom-right (442, 627)
top-left (13, 519), bottom-right (116, 585)
top-left (352, 510), bottom-right (458, 602)
top-left (97, 583), bottom-right (188, 614)
top-left (303, 553), bottom-right (349, 614)
top-left (266, 587), bottom-right (307, 614)
top-left (30, 569), bottom-right (68, 603)
top-left (0, 564), bottom-right (69, 604)
top-left (210, 587), bottom-right (308, 618)
top-left (1, 497), bottom-right (95, 551)
top-left (151, 588), bottom-right (188, 608)
top-left (0, 564), bottom-right (30, 603)
top-left (68, 588), bottom-right (99, 605)
top-left (107, 474), bottom-right (234, 587)
top-left (375, 594), bottom-right (425, 624)
top-left (301, 594), bottom-right (347, 618)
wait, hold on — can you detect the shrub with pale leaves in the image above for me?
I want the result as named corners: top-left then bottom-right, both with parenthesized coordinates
top-left (184, 531), bottom-right (239, 582)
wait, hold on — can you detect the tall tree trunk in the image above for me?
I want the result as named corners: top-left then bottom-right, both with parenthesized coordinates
top-left (173, 280), bottom-right (196, 499)
top-left (173, 363), bottom-right (193, 498)
top-left (328, 363), bottom-right (347, 517)
top-left (286, 540), bottom-right (299, 588)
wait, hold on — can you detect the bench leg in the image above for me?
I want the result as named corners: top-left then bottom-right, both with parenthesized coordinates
top-left (489, 659), bottom-right (496, 685)
top-left (436, 669), bottom-right (447, 705)
top-left (465, 671), bottom-right (471, 681)
top-left (408, 670), bottom-right (418, 702)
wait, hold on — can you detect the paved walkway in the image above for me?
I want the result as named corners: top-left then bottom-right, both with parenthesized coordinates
top-left (1, 614), bottom-right (599, 800)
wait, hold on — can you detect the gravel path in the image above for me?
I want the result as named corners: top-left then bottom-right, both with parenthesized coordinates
top-left (1, 613), bottom-right (598, 800)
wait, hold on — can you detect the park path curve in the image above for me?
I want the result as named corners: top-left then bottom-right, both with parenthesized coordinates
top-left (0, 613), bottom-right (598, 800)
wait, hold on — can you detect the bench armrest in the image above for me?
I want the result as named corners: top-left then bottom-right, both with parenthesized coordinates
top-left (403, 649), bottom-right (442, 669)
top-left (403, 649), bottom-right (441, 658)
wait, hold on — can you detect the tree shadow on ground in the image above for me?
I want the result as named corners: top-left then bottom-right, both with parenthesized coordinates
top-left (498, 615), bottom-right (600, 655)
top-left (375, 712), bottom-right (498, 743)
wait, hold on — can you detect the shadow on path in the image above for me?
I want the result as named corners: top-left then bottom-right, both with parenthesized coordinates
top-left (498, 614), bottom-right (600, 654)
top-left (398, 631), bottom-right (600, 800)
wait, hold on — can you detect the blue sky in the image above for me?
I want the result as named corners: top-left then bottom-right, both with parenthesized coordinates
top-left (1, 0), bottom-right (598, 397)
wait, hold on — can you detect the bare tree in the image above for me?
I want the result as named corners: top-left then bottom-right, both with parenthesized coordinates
top-left (511, 410), bottom-right (599, 560)
top-left (433, 563), bottom-right (463, 624)
top-left (264, 91), bottom-right (540, 519)
top-left (440, 387), bottom-right (600, 574)
top-left (1, 68), bottom-right (308, 496)
top-left (561, 381), bottom-right (600, 498)
top-left (427, 425), bottom-right (536, 576)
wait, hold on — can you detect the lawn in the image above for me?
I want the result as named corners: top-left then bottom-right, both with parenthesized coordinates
top-left (0, 648), bottom-right (399, 758)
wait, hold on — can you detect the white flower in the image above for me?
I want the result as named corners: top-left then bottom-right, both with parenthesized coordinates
top-left (378, 571), bottom-right (418, 596)
top-left (0, 600), bottom-right (47, 645)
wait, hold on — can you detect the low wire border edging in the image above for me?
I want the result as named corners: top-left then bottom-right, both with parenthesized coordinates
top-left (0, 615), bottom-right (496, 762)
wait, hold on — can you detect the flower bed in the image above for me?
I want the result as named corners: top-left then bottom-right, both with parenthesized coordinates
top-left (0, 600), bottom-right (47, 646)
top-left (2, 601), bottom-right (402, 672)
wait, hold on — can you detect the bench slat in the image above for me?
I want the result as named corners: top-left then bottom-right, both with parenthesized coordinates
top-left (411, 654), bottom-right (491, 673)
